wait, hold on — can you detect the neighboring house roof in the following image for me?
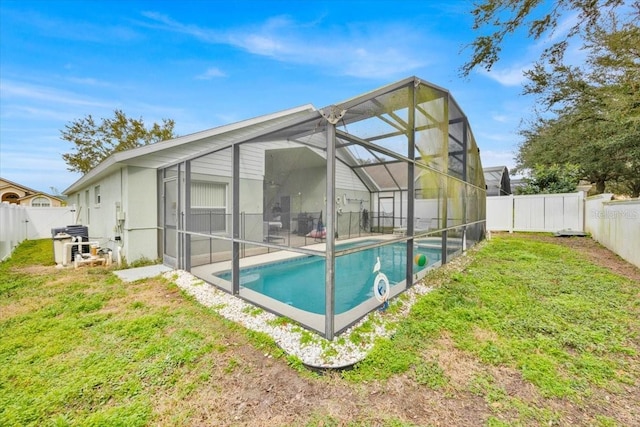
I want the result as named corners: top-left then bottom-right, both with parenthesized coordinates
top-left (510, 178), bottom-right (525, 195)
top-left (0, 177), bottom-right (40, 195)
top-left (1, 177), bottom-right (65, 203)
top-left (483, 166), bottom-right (512, 196)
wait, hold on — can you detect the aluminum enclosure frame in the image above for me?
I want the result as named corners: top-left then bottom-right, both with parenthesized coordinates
top-left (163, 77), bottom-right (487, 340)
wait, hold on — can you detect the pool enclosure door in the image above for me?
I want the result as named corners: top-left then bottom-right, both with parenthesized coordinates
top-left (377, 196), bottom-right (395, 232)
top-left (163, 177), bottom-right (178, 268)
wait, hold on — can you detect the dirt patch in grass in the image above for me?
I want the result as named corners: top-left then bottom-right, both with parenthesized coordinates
top-left (174, 356), bottom-right (492, 426)
top-left (422, 334), bottom-right (484, 388)
top-left (0, 297), bottom-right (47, 321)
top-left (9, 265), bottom-right (57, 275)
top-left (99, 277), bottom-right (184, 314)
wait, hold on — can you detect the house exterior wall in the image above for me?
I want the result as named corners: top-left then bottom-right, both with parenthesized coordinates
top-left (123, 167), bottom-right (159, 262)
top-left (67, 166), bottom-right (159, 263)
top-left (189, 143), bottom-right (370, 238)
top-left (336, 161), bottom-right (369, 192)
top-left (20, 194), bottom-right (64, 207)
top-left (69, 169), bottom-right (122, 246)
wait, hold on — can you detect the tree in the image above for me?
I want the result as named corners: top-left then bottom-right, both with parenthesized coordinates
top-left (516, 21), bottom-right (640, 195)
top-left (516, 101), bottom-right (627, 194)
top-left (461, 0), bottom-right (634, 76)
top-left (61, 109), bottom-right (176, 174)
top-left (464, 1), bottom-right (639, 196)
top-left (516, 164), bottom-right (581, 194)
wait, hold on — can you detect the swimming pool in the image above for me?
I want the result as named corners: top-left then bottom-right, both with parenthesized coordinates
top-left (215, 241), bottom-right (445, 315)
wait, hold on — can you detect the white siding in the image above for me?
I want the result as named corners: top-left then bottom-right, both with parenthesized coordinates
top-left (240, 144), bottom-right (266, 180)
top-left (336, 161), bottom-right (368, 191)
top-left (191, 150), bottom-right (232, 177)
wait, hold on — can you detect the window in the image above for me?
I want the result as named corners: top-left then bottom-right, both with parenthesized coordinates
top-left (85, 190), bottom-right (90, 224)
top-left (1, 192), bottom-right (19, 204)
top-left (190, 181), bottom-right (227, 233)
top-left (31, 196), bottom-right (50, 207)
top-left (94, 185), bottom-right (101, 205)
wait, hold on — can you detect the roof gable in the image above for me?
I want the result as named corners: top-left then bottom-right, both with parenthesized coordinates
top-left (64, 104), bottom-right (318, 194)
top-left (0, 177), bottom-right (39, 195)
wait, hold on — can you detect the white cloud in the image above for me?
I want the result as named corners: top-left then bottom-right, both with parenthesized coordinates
top-left (0, 149), bottom-right (77, 191)
top-left (478, 131), bottom-right (518, 143)
top-left (0, 105), bottom-right (73, 121)
top-left (139, 11), bottom-right (222, 42)
top-left (195, 67), bottom-right (227, 80)
top-left (480, 149), bottom-right (517, 169)
top-left (492, 114), bottom-right (510, 123)
top-left (0, 79), bottom-right (112, 107)
top-left (536, 12), bottom-right (580, 46)
top-left (139, 12), bottom-right (431, 79)
top-left (5, 8), bottom-right (139, 44)
top-left (66, 77), bottom-right (113, 87)
top-left (478, 63), bottom-right (530, 86)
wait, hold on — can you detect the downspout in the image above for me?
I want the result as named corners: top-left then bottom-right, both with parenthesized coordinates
top-left (118, 167), bottom-right (125, 265)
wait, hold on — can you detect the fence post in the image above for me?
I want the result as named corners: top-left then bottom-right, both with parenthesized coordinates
top-left (509, 194), bottom-right (514, 233)
top-left (578, 187), bottom-right (587, 231)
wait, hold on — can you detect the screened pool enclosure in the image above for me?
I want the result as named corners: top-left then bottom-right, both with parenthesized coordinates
top-left (159, 77), bottom-right (486, 339)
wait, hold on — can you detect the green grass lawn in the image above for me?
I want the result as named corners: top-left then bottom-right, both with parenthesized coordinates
top-left (1, 236), bottom-right (638, 426)
top-left (0, 240), bottom-right (266, 426)
top-left (345, 235), bottom-right (639, 425)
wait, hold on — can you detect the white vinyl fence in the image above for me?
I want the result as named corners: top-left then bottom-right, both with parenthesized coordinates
top-left (487, 192), bottom-right (585, 233)
top-left (585, 194), bottom-right (640, 268)
top-left (487, 192), bottom-right (640, 268)
top-left (0, 202), bottom-right (77, 261)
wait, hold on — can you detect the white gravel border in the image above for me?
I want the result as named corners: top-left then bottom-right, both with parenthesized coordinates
top-left (164, 269), bottom-right (436, 368)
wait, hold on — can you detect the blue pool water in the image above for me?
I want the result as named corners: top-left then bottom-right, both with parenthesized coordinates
top-left (216, 241), bottom-right (444, 315)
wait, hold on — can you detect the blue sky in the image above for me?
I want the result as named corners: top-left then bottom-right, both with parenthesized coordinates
top-left (1, 0), bottom-right (563, 194)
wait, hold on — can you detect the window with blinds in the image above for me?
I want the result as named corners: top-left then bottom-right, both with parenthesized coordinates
top-left (190, 181), bottom-right (227, 233)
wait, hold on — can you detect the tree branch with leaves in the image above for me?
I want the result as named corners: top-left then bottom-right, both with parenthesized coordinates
top-left (516, 20), bottom-right (640, 195)
top-left (461, 0), bottom-right (632, 76)
top-left (61, 109), bottom-right (176, 174)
